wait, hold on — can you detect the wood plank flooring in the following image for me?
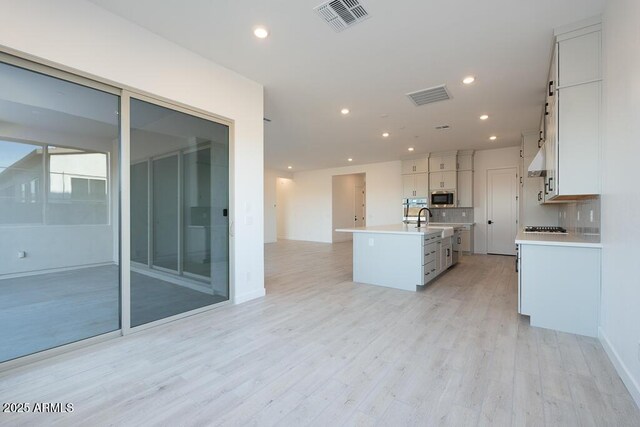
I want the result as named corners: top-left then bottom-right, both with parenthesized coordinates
top-left (0, 240), bottom-right (638, 426)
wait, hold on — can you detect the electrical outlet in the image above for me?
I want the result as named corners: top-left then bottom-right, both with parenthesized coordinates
top-left (368, 238), bottom-right (374, 247)
top-left (637, 342), bottom-right (640, 363)
top-left (18, 251), bottom-right (26, 259)
top-left (577, 211), bottom-right (580, 221)
top-left (462, 212), bottom-right (466, 217)
top-left (590, 210), bottom-right (594, 223)
top-left (442, 211), bottom-right (446, 217)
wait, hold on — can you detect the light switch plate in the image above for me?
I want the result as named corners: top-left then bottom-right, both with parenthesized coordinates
top-left (368, 238), bottom-right (374, 247)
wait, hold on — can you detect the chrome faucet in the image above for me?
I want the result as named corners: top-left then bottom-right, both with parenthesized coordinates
top-left (417, 207), bottom-right (432, 228)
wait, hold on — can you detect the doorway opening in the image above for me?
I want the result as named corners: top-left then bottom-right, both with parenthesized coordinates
top-left (487, 167), bottom-right (518, 255)
top-left (332, 173), bottom-right (366, 243)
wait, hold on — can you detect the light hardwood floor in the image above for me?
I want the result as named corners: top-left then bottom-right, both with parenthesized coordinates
top-left (0, 240), bottom-right (638, 426)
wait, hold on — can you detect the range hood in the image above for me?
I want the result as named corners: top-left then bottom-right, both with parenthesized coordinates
top-left (527, 147), bottom-right (547, 177)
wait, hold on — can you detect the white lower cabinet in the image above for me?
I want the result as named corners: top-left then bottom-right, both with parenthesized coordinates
top-left (518, 243), bottom-right (600, 337)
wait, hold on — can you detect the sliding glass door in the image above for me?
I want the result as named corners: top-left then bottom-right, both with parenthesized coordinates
top-left (129, 98), bottom-right (229, 327)
top-left (0, 60), bottom-right (120, 363)
top-left (0, 53), bottom-right (233, 365)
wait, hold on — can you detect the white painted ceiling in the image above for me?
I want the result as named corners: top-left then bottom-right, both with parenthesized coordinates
top-left (88, 0), bottom-right (604, 172)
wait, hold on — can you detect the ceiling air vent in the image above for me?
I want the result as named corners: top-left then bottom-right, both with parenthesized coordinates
top-left (407, 85), bottom-right (452, 107)
top-left (435, 125), bottom-right (451, 130)
top-left (315, 0), bottom-right (370, 33)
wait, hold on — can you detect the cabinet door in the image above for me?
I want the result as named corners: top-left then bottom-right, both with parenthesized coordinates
top-left (557, 82), bottom-right (601, 196)
top-left (429, 172), bottom-right (441, 191)
top-left (457, 170), bottom-right (473, 207)
top-left (457, 154), bottom-right (473, 171)
top-left (460, 230), bottom-right (471, 252)
top-left (401, 160), bottom-right (415, 175)
top-left (402, 174), bottom-right (416, 198)
top-left (441, 155), bottom-right (456, 171)
top-left (558, 31), bottom-right (601, 87)
top-left (428, 157), bottom-right (440, 172)
top-left (414, 173), bottom-right (428, 198)
top-left (414, 158), bottom-right (428, 174)
top-left (442, 171), bottom-right (456, 189)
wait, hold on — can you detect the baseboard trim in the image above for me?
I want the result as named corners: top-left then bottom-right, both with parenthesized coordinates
top-left (599, 327), bottom-right (640, 408)
top-left (234, 288), bottom-right (266, 304)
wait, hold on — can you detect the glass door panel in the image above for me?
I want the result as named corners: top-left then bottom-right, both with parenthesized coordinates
top-left (130, 98), bottom-right (229, 327)
top-left (0, 61), bottom-right (120, 363)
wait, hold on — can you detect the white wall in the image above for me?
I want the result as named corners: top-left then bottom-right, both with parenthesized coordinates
top-left (281, 161), bottom-right (402, 243)
top-left (600, 0), bottom-right (640, 406)
top-left (0, 0), bottom-right (265, 304)
top-left (473, 146), bottom-right (521, 254)
top-left (332, 173), bottom-right (365, 243)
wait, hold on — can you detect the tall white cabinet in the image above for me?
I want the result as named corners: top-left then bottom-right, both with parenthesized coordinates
top-left (540, 19), bottom-right (602, 201)
top-left (456, 150), bottom-right (474, 208)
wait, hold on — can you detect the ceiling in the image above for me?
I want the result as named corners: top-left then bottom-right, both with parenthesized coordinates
top-left (88, 0), bottom-right (605, 172)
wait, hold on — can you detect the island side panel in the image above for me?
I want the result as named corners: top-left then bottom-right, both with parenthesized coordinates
top-left (352, 232), bottom-right (423, 292)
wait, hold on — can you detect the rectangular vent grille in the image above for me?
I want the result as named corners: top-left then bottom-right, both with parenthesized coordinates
top-left (315, 0), bottom-right (370, 33)
top-left (407, 85), bottom-right (451, 106)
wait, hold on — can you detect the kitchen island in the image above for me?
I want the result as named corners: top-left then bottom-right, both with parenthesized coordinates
top-left (335, 224), bottom-right (457, 292)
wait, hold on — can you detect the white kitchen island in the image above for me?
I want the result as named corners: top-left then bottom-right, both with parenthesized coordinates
top-left (336, 224), bottom-right (456, 292)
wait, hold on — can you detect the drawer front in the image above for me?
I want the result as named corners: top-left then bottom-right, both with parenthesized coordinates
top-left (424, 260), bottom-right (437, 283)
top-left (424, 243), bottom-right (437, 264)
top-left (423, 234), bottom-right (439, 244)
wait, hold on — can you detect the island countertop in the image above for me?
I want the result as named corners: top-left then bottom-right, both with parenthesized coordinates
top-left (515, 230), bottom-right (602, 248)
top-left (335, 223), bottom-right (449, 236)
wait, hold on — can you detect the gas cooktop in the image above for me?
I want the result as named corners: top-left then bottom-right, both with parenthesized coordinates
top-left (524, 226), bottom-right (568, 234)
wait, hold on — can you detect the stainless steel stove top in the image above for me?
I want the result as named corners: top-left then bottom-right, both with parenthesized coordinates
top-left (524, 226), bottom-right (568, 234)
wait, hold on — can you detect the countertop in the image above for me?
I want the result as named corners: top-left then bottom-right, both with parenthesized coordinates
top-left (335, 223), bottom-right (449, 236)
top-left (428, 222), bottom-right (475, 226)
top-left (515, 230), bottom-right (602, 248)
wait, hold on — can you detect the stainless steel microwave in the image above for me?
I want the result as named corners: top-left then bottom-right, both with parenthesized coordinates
top-left (430, 191), bottom-right (456, 208)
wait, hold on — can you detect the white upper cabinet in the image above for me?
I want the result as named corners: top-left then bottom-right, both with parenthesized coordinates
top-left (557, 30), bottom-right (601, 87)
top-left (429, 171), bottom-right (456, 191)
top-left (403, 173), bottom-right (428, 198)
top-left (401, 158), bottom-right (428, 175)
top-left (457, 152), bottom-right (474, 171)
top-left (543, 20), bottom-right (601, 200)
top-left (429, 154), bottom-right (456, 172)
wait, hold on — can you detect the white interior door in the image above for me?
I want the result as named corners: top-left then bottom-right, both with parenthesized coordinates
top-left (487, 168), bottom-right (517, 255)
top-left (354, 185), bottom-right (366, 227)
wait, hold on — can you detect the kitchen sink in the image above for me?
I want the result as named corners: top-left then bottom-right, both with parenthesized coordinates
top-left (417, 225), bottom-right (454, 238)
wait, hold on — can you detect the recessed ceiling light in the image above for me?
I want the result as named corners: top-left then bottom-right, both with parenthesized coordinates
top-left (347, 158), bottom-right (353, 162)
top-left (253, 27), bottom-right (269, 39)
top-left (408, 147), bottom-right (414, 152)
top-left (382, 132), bottom-right (390, 138)
top-left (480, 114), bottom-right (489, 120)
top-left (463, 76), bottom-right (475, 85)
top-left (489, 135), bottom-right (497, 141)
top-left (287, 165), bottom-right (292, 169)
top-left (341, 108), bottom-right (350, 115)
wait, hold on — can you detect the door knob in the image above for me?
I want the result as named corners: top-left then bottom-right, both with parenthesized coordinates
top-left (488, 220), bottom-right (493, 224)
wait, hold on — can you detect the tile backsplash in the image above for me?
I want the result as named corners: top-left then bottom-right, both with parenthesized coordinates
top-left (558, 197), bottom-right (601, 236)
top-left (429, 208), bottom-right (474, 223)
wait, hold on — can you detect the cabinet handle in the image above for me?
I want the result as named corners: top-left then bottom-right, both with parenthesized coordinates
top-left (545, 102), bottom-right (549, 116)
top-left (457, 237), bottom-right (461, 244)
top-left (538, 131), bottom-right (543, 148)
top-left (548, 177), bottom-right (554, 192)
top-left (544, 181), bottom-right (549, 195)
top-left (520, 149), bottom-right (523, 158)
top-left (549, 81), bottom-right (554, 97)
top-left (537, 191), bottom-right (542, 201)
top-left (520, 177), bottom-right (523, 185)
